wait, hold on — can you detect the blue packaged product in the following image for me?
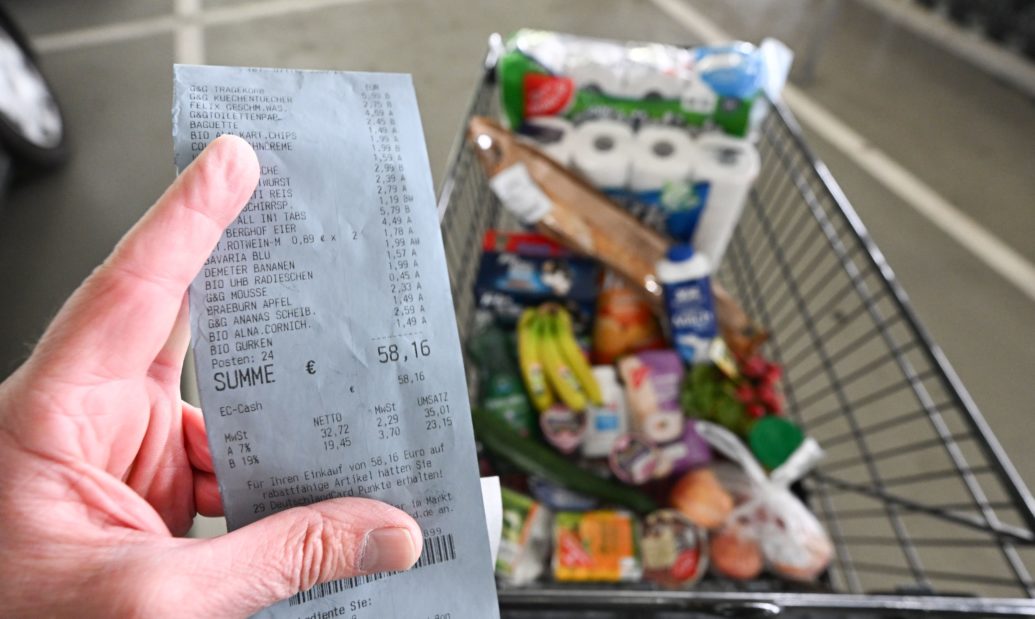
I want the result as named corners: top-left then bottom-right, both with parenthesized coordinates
top-left (656, 244), bottom-right (718, 365)
top-left (474, 250), bottom-right (600, 331)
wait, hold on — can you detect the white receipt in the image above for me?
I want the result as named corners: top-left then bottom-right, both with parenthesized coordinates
top-left (172, 65), bottom-right (499, 618)
top-left (481, 476), bottom-right (503, 566)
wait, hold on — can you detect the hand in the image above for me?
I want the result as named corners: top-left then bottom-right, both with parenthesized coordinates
top-left (0, 136), bottom-right (422, 618)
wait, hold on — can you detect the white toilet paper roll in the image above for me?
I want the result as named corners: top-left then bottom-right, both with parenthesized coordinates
top-left (643, 410), bottom-right (684, 444)
top-left (629, 125), bottom-right (696, 192)
top-left (571, 120), bottom-right (633, 190)
top-left (518, 117), bottom-right (575, 167)
top-left (690, 133), bottom-right (761, 268)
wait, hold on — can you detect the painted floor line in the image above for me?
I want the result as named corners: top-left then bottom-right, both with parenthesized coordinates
top-left (35, 16), bottom-right (176, 53)
top-left (174, 0), bottom-right (205, 65)
top-left (201, 0), bottom-right (375, 26)
top-left (856, 0), bottom-right (1035, 100)
top-left (650, 0), bottom-right (1035, 305)
top-left (782, 87), bottom-right (1035, 304)
top-left (33, 0), bottom-right (376, 54)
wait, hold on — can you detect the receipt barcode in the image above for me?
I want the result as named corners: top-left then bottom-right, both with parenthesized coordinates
top-left (290, 533), bottom-right (457, 607)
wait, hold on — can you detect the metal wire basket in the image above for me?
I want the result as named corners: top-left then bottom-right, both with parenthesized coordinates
top-left (437, 44), bottom-right (1035, 617)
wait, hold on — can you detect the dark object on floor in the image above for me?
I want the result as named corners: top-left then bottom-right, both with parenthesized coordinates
top-left (0, 5), bottom-right (67, 195)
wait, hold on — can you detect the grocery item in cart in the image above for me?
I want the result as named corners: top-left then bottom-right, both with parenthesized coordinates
top-left (617, 349), bottom-right (685, 441)
top-left (629, 125), bottom-right (697, 193)
top-left (709, 520), bottom-right (764, 581)
top-left (570, 119), bottom-right (634, 189)
top-left (482, 229), bottom-right (571, 257)
top-left (517, 116), bottom-right (575, 166)
top-left (497, 487), bottom-right (552, 586)
top-left (552, 510), bottom-right (642, 582)
top-left (669, 467), bottom-right (734, 529)
top-left (468, 319), bottom-right (537, 437)
top-left (629, 124), bottom-right (703, 238)
top-left (682, 364), bottom-right (750, 434)
top-left (697, 421), bottom-right (832, 581)
top-left (608, 432), bottom-right (660, 485)
top-left (551, 305), bottom-right (602, 404)
top-left (539, 404), bottom-right (586, 454)
top-left (738, 354), bottom-right (784, 415)
top-left (641, 509), bottom-right (709, 588)
top-left (591, 270), bottom-right (666, 364)
top-left (582, 366), bottom-right (630, 458)
top-left (689, 133), bottom-right (761, 267)
top-left (469, 115), bottom-right (669, 309)
top-left (517, 308), bottom-right (553, 412)
top-left (474, 249), bottom-right (599, 330)
top-left (748, 415), bottom-right (804, 470)
top-left (497, 29), bottom-right (791, 137)
top-left (657, 243), bottom-right (719, 365)
top-left (653, 421), bottom-right (712, 479)
top-left (528, 476), bottom-right (598, 511)
top-left (473, 407), bottom-right (659, 514)
top-left (517, 304), bottom-right (603, 413)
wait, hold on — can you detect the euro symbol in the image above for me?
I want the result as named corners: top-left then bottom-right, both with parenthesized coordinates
top-left (305, 360), bottom-right (316, 374)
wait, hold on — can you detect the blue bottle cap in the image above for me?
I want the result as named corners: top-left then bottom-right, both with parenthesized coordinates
top-left (666, 243), bottom-right (695, 262)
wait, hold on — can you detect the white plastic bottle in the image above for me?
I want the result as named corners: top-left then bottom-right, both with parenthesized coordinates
top-left (582, 366), bottom-right (629, 458)
top-left (656, 244), bottom-right (718, 365)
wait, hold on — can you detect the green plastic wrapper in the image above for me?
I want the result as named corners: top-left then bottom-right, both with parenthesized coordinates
top-left (497, 30), bottom-right (790, 138)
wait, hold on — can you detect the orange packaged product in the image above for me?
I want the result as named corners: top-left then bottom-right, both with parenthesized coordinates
top-left (552, 510), bottom-right (641, 582)
top-left (592, 270), bottom-right (666, 364)
top-left (669, 467), bottom-right (735, 530)
top-left (710, 521), bottom-right (764, 581)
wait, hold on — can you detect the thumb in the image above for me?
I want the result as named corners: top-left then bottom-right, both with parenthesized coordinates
top-left (168, 499), bottom-right (422, 617)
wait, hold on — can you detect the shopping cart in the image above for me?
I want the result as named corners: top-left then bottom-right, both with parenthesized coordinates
top-left (437, 40), bottom-right (1035, 617)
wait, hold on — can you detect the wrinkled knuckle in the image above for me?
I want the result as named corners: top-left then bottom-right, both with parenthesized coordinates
top-left (289, 508), bottom-right (332, 593)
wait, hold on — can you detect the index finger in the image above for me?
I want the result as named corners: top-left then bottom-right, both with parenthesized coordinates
top-left (36, 135), bottom-right (260, 379)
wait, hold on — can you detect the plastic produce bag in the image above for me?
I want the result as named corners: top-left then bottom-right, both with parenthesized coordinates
top-left (696, 421), bottom-right (833, 581)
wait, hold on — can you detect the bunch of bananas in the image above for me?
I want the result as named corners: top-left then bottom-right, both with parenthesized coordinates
top-left (518, 304), bottom-right (602, 412)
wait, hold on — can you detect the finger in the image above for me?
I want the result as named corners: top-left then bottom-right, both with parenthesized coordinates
top-left (194, 471), bottom-right (222, 517)
top-left (182, 403), bottom-right (214, 474)
top-left (36, 135), bottom-right (260, 379)
top-left (168, 499), bottom-right (421, 616)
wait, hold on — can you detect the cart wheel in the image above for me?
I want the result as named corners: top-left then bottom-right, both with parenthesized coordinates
top-left (0, 6), bottom-right (67, 169)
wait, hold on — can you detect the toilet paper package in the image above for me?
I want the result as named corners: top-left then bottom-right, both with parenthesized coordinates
top-left (570, 60), bottom-right (625, 96)
top-left (497, 29), bottom-right (792, 138)
top-left (518, 117), bottom-right (575, 166)
top-left (690, 133), bottom-right (761, 268)
top-left (600, 129), bottom-right (761, 255)
top-left (629, 126), bottom-right (695, 192)
top-left (571, 120), bottom-right (634, 190)
top-left (626, 125), bottom-right (708, 239)
top-left (622, 65), bottom-right (686, 100)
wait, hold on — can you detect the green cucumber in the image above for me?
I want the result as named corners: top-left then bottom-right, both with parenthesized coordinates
top-left (472, 407), bottom-right (658, 514)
